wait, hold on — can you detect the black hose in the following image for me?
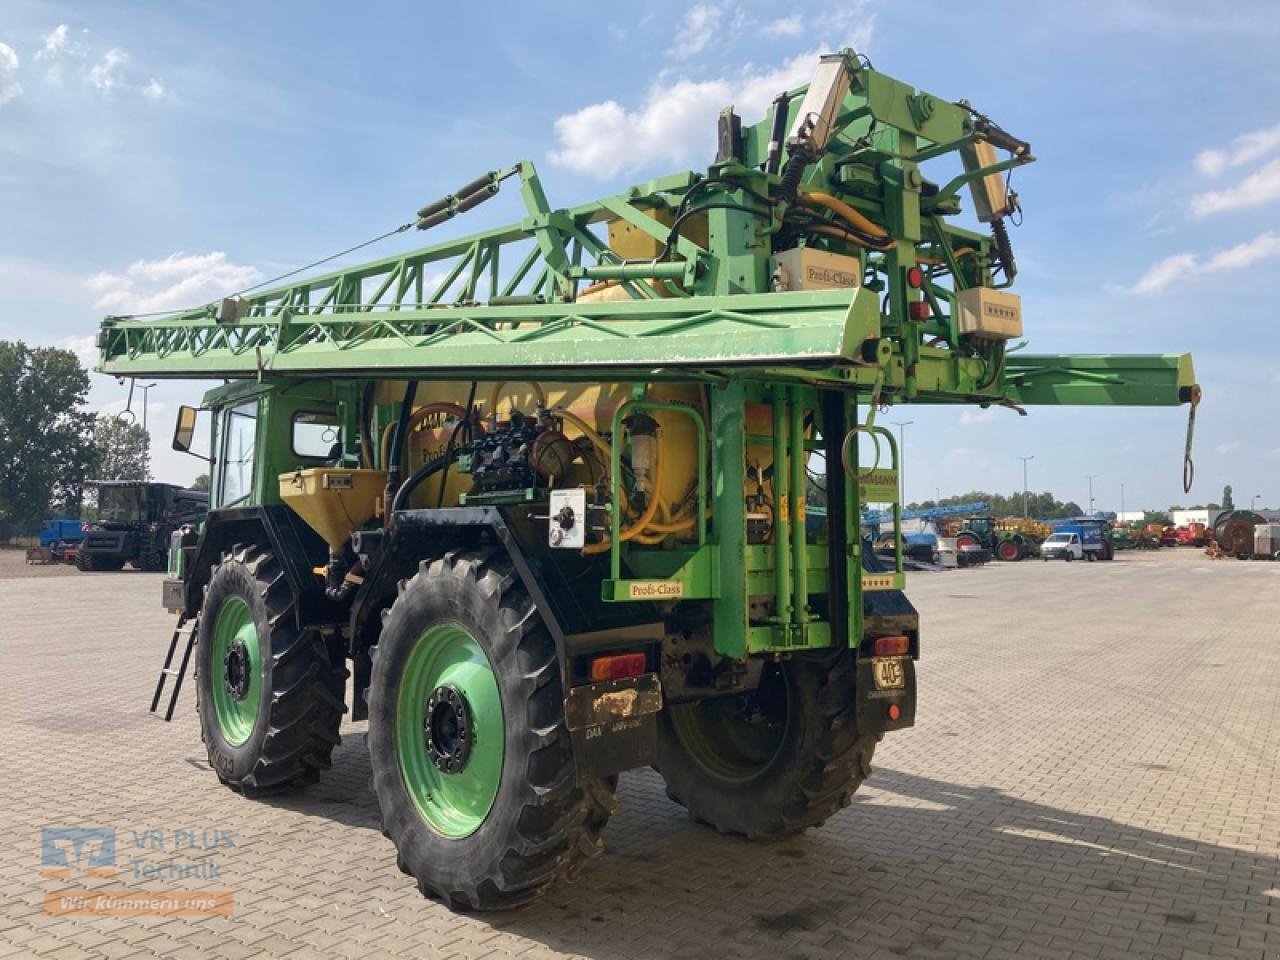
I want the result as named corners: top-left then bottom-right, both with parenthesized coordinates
top-left (391, 452), bottom-right (453, 514)
top-left (387, 382), bottom-right (418, 484)
top-left (991, 218), bottom-right (1016, 281)
top-left (436, 381), bottom-right (477, 509)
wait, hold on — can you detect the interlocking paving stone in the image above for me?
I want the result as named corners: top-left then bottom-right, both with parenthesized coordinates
top-left (0, 547), bottom-right (1276, 959)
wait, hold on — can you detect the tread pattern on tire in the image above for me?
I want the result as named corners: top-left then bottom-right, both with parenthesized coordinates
top-left (197, 543), bottom-right (347, 796)
top-left (658, 647), bottom-right (879, 839)
top-left (368, 547), bottom-right (617, 910)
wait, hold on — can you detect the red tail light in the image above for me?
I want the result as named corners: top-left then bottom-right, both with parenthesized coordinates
top-left (873, 635), bottom-right (909, 657)
top-left (590, 652), bottom-right (646, 682)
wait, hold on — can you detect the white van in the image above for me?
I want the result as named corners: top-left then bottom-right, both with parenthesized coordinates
top-left (1041, 531), bottom-right (1084, 562)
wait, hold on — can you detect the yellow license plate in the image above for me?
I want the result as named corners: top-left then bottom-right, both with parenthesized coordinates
top-left (872, 656), bottom-right (906, 690)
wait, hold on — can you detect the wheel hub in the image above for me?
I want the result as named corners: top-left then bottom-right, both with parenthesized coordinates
top-left (425, 684), bottom-right (473, 774)
top-left (224, 639), bottom-right (251, 701)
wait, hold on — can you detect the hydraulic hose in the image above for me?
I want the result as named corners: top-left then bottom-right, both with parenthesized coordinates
top-left (378, 401), bottom-right (468, 469)
top-left (801, 191), bottom-right (890, 243)
top-left (582, 432), bottom-right (664, 555)
top-left (391, 451), bottom-right (452, 514)
top-left (487, 381), bottom-right (546, 419)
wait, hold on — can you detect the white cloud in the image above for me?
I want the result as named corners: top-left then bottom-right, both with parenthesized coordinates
top-left (0, 43), bottom-right (22, 105)
top-left (1130, 232), bottom-right (1280, 295)
top-left (1129, 253), bottom-right (1197, 296)
top-left (87, 252), bottom-right (260, 314)
top-left (56, 334), bottom-right (98, 372)
top-left (88, 47), bottom-right (128, 90)
top-left (37, 24), bottom-right (70, 60)
top-left (141, 78), bottom-right (166, 101)
top-left (1215, 440), bottom-right (1242, 456)
top-left (763, 15), bottom-right (804, 37)
top-left (549, 3), bottom-right (873, 179)
top-left (672, 4), bottom-right (722, 59)
top-left (1190, 156), bottom-right (1280, 216)
top-left (551, 51), bottom-right (821, 178)
top-left (1194, 123), bottom-right (1280, 177)
top-left (959, 407), bottom-right (998, 426)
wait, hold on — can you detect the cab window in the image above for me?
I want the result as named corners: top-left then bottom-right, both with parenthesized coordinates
top-left (292, 411), bottom-right (340, 461)
top-left (218, 401), bottom-right (258, 506)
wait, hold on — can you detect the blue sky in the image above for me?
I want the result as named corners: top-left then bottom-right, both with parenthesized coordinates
top-left (1, 0), bottom-right (1276, 511)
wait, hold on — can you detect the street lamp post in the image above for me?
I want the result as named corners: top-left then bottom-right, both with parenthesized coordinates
top-left (1121, 482), bottom-right (1126, 519)
top-left (1017, 456), bottom-right (1034, 517)
top-left (138, 382), bottom-right (158, 435)
top-left (888, 420), bottom-right (914, 506)
top-left (1086, 474), bottom-right (1099, 514)
top-left (1251, 494), bottom-right (1262, 511)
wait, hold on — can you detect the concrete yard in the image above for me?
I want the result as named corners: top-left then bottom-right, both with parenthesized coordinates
top-left (0, 547), bottom-right (1276, 960)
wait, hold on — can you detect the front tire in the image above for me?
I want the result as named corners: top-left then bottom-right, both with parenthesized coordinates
top-left (656, 648), bottom-right (878, 838)
top-left (195, 544), bottom-right (347, 795)
top-left (367, 548), bottom-right (617, 910)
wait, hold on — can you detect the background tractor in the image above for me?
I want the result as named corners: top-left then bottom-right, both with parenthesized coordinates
top-left (77, 482), bottom-right (208, 572)
top-left (105, 50), bottom-right (1199, 909)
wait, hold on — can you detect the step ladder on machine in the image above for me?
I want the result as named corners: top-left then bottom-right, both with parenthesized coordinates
top-left (150, 614), bottom-right (199, 722)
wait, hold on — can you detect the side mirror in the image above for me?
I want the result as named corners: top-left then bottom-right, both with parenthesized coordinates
top-left (172, 405), bottom-right (207, 459)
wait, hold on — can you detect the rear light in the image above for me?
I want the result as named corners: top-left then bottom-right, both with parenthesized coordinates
top-left (906, 266), bottom-right (923, 288)
top-left (873, 635), bottom-right (909, 657)
top-left (907, 300), bottom-right (931, 321)
top-left (590, 652), bottom-right (646, 682)
top-left (887, 704), bottom-right (902, 721)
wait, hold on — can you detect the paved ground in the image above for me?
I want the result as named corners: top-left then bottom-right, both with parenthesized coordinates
top-left (0, 546), bottom-right (1276, 960)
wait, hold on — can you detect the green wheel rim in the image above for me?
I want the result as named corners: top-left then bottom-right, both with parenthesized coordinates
top-left (670, 664), bottom-right (790, 782)
top-left (396, 622), bottom-right (504, 839)
top-left (209, 595), bottom-right (261, 746)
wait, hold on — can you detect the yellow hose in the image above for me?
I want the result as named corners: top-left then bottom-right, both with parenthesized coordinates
top-left (918, 247), bottom-right (976, 265)
top-left (488, 381), bottom-right (546, 418)
top-left (582, 430), bottom-right (664, 555)
top-left (801, 190), bottom-right (891, 243)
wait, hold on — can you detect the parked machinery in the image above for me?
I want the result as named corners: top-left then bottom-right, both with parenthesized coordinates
top-left (949, 515), bottom-right (1048, 562)
top-left (77, 482), bottom-right (208, 571)
top-left (100, 50), bottom-right (1200, 909)
top-left (1214, 510), bottom-right (1266, 559)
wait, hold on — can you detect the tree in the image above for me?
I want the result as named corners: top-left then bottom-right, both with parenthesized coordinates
top-left (1221, 485), bottom-right (1234, 511)
top-left (92, 416), bottom-right (151, 481)
top-left (0, 341), bottom-right (96, 537)
top-left (192, 473), bottom-right (210, 492)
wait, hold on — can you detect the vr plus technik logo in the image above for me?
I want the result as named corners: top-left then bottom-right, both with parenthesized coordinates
top-left (40, 828), bottom-right (117, 879)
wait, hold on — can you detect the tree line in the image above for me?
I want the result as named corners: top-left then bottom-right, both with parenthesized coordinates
top-left (0, 340), bottom-right (151, 538)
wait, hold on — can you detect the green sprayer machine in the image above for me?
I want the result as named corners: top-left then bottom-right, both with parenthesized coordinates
top-left (104, 51), bottom-right (1199, 909)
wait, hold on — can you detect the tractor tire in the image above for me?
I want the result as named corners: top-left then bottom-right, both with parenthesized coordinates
top-left (195, 544), bottom-right (347, 795)
top-left (136, 546), bottom-right (168, 572)
top-left (1101, 542), bottom-right (1115, 561)
top-left (76, 552), bottom-right (124, 571)
top-left (367, 548), bottom-right (617, 910)
top-left (655, 647), bottom-right (878, 838)
top-left (996, 540), bottom-right (1021, 562)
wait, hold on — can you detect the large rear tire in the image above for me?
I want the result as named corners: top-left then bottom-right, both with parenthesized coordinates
top-left (367, 548), bottom-right (617, 910)
top-left (656, 647), bottom-right (878, 838)
top-left (996, 540), bottom-right (1021, 562)
top-left (195, 544), bottom-right (347, 795)
top-left (76, 552), bottom-right (123, 572)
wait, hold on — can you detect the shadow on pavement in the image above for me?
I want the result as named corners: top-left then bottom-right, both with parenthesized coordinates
top-left (263, 734), bottom-right (1278, 959)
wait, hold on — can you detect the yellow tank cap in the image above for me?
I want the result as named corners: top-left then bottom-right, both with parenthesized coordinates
top-left (278, 468), bottom-right (387, 550)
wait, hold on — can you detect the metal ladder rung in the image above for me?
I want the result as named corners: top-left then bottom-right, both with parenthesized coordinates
top-left (150, 614), bottom-right (199, 723)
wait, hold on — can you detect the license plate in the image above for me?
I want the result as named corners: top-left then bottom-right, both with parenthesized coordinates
top-left (872, 656), bottom-right (906, 690)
